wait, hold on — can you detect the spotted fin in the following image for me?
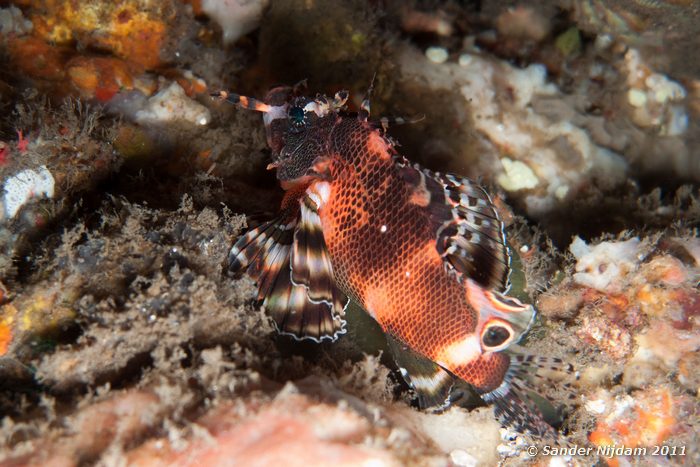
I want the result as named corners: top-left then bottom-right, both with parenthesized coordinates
top-left (386, 333), bottom-right (455, 412)
top-left (481, 353), bottom-right (576, 439)
top-left (229, 203), bottom-right (347, 342)
top-left (398, 163), bottom-right (511, 292)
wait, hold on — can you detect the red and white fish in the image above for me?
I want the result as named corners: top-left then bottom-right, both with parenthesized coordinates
top-left (216, 84), bottom-right (571, 437)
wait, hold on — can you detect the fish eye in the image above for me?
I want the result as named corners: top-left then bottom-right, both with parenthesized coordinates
top-left (481, 324), bottom-right (512, 349)
top-left (288, 106), bottom-right (306, 127)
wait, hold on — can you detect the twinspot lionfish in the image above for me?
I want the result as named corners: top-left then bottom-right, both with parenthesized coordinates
top-left (215, 82), bottom-right (573, 438)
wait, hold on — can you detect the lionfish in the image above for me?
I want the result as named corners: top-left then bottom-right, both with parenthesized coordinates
top-left (216, 82), bottom-right (572, 437)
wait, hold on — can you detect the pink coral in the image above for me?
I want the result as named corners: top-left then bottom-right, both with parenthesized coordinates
top-left (126, 390), bottom-right (400, 467)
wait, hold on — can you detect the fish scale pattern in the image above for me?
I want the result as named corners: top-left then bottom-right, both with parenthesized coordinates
top-left (228, 89), bottom-right (572, 437)
top-left (318, 118), bottom-right (515, 390)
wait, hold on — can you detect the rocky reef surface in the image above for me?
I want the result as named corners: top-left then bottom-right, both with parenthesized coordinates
top-left (0, 1), bottom-right (698, 466)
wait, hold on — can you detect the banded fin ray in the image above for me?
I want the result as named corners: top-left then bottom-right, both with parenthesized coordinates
top-left (436, 172), bottom-right (511, 291)
top-left (398, 162), bottom-right (511, 292)
top-left (228, 205), bottom-right (347, 342)
top-left (228, 214), bottom-right (296, 298)
top-left (386, 333), bottom-right (455, 412)
top-left (264, 259), bottom-right (347, 342)
top-left (481, 353), bottom-right (577, 439)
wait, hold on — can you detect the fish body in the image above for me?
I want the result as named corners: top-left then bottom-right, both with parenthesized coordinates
top-left (222, 85), bottom-right (567, 437)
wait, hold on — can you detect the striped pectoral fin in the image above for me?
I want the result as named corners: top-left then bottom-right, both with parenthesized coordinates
top-left (228, 213), bottom-right (297, 300)
top-left (438, 173), bottom-right (513, 291)
top-left (276, 183), bottom-right (347, 341)
top-left (291, 194), bottom-right (341, 304)
top-left (386, 334), bottom-right (456, 412)
top-left (264, 260), bottom-right (347, 342)
top-left (228, 193), bottom-right (346, 342)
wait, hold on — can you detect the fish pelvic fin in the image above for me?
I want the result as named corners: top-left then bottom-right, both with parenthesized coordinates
top-left (386, 333), bottom-right (456, 412)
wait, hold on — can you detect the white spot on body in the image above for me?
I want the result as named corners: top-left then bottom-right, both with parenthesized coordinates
top-left (380, 225), bottom-right (387, 233)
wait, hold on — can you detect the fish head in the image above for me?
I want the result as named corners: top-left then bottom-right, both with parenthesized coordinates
top-left (214, 86), bottom-right (350, 185)
top-left (436, 279), bottom-right (537, 393)
top-left (268, 91), bottom-right (342, 183)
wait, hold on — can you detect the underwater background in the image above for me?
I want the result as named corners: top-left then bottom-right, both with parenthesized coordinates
top-left (0, 1), bottom-right (698, 465)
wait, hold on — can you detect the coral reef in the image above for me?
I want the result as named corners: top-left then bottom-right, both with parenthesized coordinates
top-left (537, 233), bottom-right (699, 464)
top-left (0, 0), bottom-right (698, 466)
top-left (397, 42), bottom-right (629, 218)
